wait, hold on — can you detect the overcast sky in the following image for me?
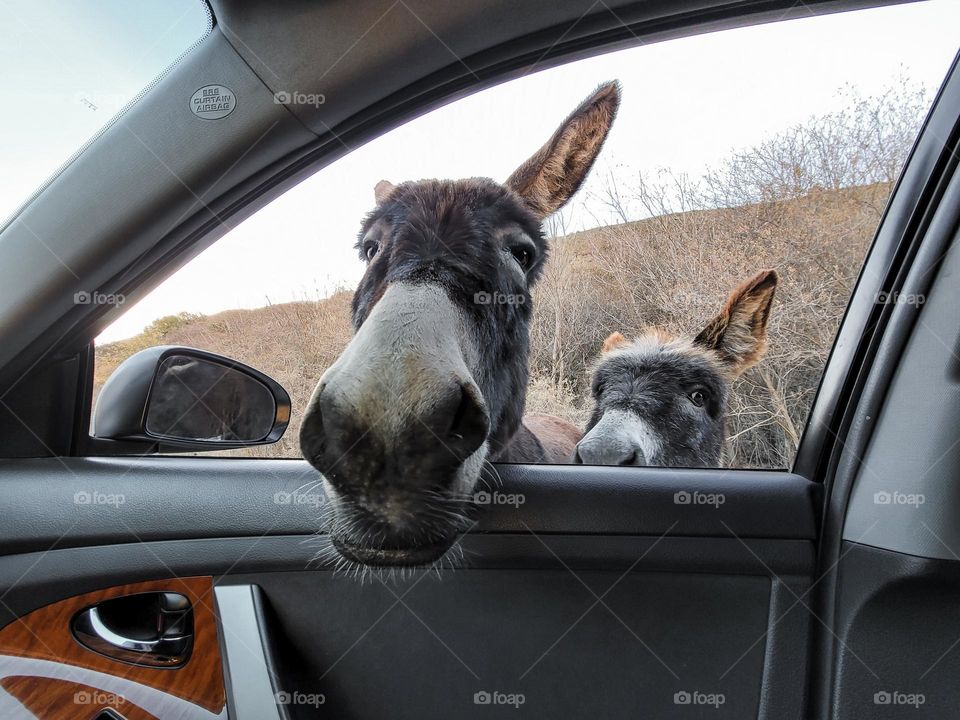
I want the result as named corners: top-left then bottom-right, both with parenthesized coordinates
top-left (2, 2), bottom-right (959, 343)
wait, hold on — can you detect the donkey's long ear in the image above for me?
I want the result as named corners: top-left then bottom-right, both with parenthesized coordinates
top-left (602, 331), bottom-right (629, 353)
top-left (694, 270), bottom-right (779, 376)
top-left (506, 81), bottom-right (620, 219)
top-left (374, 180), bottom-right (396, 204)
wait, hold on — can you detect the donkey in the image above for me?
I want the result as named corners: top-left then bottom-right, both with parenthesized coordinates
top-left (300, 82), bottom-right (621, 566)
top-left (574, 269), bottom-right (778, 468)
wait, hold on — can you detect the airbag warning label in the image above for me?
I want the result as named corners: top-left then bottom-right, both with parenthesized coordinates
top-left (190, 85), bottom-right (236, 120)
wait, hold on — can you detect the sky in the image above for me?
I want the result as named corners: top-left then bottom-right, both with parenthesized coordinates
top-left (0, 0), bottom-right (211, 219)
top-left (2, 1), bottom-right (959, 343)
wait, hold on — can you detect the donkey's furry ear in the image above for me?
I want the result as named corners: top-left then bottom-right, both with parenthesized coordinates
top-left (694, 269), bottom-right (779, 376)
top-left (374, 180), bottom-right (396, 204)
top-left (602, 331), bottom-right (629, 353)
top-left (506, 81), bottom-right (621, 219)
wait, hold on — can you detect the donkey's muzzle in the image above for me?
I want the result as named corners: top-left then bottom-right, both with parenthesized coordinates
top-left (573, 441), bottom-right (646, 466)
top-left (299, 377), bottom-right (489, 493)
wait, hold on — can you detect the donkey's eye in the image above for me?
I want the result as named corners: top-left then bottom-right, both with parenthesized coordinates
top-left (507, 241), bottom-right (536, 272)
top-left (511, 247), bottom-right (531, 269)
top-left (689, 389), bottom-right (708, 407)
top-left (363, 241), bottom-right (379, 261)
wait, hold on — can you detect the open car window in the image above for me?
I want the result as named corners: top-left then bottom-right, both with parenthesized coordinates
top-left (92, 1), bottom-right (960, 469)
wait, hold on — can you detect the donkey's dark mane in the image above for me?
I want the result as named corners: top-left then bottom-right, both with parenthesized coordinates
top-left (351, 178), bottom-right (547, 456)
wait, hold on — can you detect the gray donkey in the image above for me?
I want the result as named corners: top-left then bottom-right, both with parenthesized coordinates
top-left (574, 269), bottom-right (778, 468)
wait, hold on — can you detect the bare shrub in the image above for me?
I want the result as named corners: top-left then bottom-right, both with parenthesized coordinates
top-left (525, 375), bottom-right (589, 430)
top-left (699, 82), bottom-right (927, 208)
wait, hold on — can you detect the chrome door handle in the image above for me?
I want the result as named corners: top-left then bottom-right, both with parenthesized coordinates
top-left (72, 591), bottom-right (194, 668)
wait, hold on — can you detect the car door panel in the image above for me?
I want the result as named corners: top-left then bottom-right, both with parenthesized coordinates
top-left (0, 458), bottom-right (816, 718)
top-left (242, 571), bottom-right (771, 719)
top-left (0, 459), bottom-right (818, 555)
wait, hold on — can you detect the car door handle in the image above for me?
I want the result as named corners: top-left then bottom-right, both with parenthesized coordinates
top-left (72, 591), bottom-right (194, 668)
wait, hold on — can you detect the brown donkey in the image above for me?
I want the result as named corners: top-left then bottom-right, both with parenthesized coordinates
top-left (574, 269), bottom-right (779, 468)
top-left (300, 82), bottom-right (621, 566)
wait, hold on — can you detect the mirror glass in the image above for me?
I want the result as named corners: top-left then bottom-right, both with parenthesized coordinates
top-left (145, 355), bottom-right (276, 442)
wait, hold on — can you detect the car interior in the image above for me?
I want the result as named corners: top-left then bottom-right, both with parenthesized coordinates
top-left (1, 0), bottom-right (959, 718)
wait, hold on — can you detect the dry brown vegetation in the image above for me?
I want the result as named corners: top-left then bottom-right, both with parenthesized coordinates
top-left (94, 83), bottom-right (927, 467)
top-left (531, 182), bottom-right (888, 468)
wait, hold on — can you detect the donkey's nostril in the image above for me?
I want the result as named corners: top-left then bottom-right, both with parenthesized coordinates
top-left (445, 383), bottom-right (489, 457)
top-left (299, 397), bottom-right (326, 469)
top-left (618, 450), bottom-right (638, 466)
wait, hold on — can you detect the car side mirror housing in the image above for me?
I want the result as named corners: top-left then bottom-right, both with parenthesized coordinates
top-left (93, 346), bottom-right (290, 452)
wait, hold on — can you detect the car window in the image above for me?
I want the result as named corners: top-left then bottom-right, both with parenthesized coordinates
top-left (94, 1), bottom-right (960, 468)
top-left (0, 0), bottom-right (211, 223)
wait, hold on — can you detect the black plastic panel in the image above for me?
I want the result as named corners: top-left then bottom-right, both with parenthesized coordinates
top-left (240, 570), bottom-right (771, 720)
top-left (832, 542), bottom-right (960, 719)
top-left (0, 534), bottom-right (814, 624)
top-left (0, 458), bottom-right (818, 556)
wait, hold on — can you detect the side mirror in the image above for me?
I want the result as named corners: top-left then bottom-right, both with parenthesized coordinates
top-left (93, 346), bottom-right (290, 451)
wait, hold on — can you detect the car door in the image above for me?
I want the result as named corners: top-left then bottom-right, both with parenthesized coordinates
top-left (0, 1), bottom-right (957, 719)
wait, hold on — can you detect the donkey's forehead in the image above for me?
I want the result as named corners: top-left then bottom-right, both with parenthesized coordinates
top-left (360, 177), bottom-right (542, 239)
top-left (351, 177), bottom-right (546, 331)
top-left (596, 333), bottom-right (724, 385)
